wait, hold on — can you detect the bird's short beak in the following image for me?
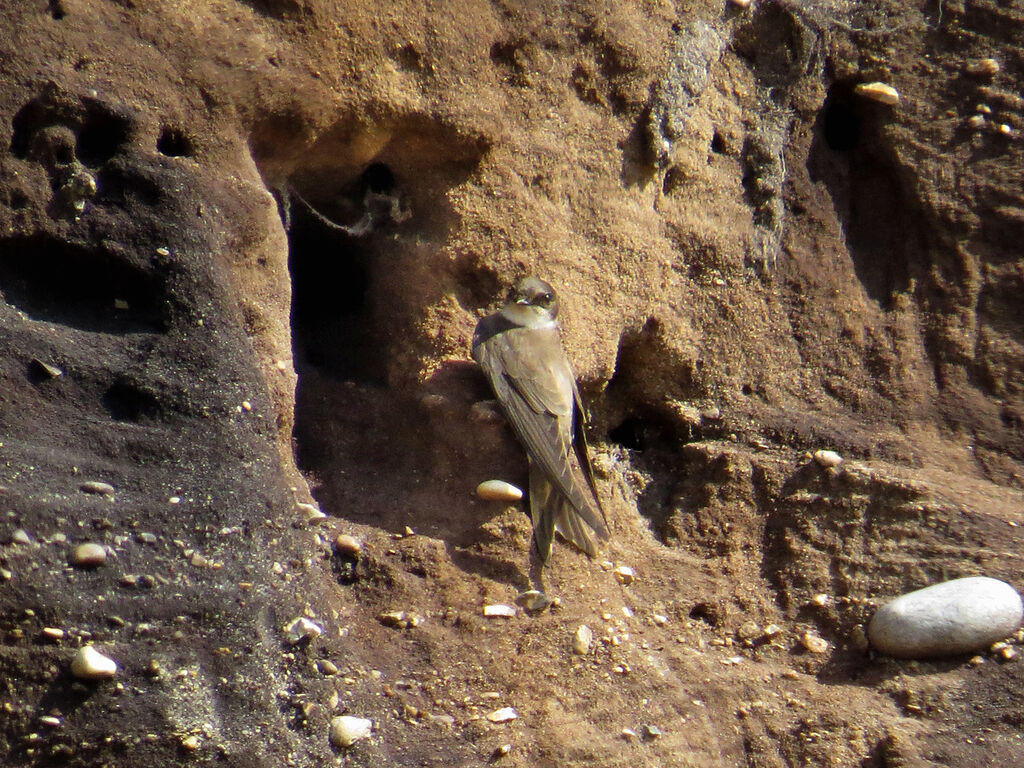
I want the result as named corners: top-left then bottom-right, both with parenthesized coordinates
top-left (515, 298), bottom-right (530, 305)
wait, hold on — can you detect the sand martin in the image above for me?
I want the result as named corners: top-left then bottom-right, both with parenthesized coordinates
top-left (472, 276), bottom-right (609, 566)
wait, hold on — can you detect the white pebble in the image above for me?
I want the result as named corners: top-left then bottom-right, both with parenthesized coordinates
top-left (483, 604), bottom-right (517, 618)
top-left (614, 565), bottom-right (636, 585)
top-left (283, 617), bottom-right (323, 645)
top-left (71, 646), bottom-right (118, 679)
top-left (813, 450), bottom-right (843, 468)
top-left (854, 82), bottom-right (900, 106)
top-left (868, 576), bottom-right (1024, 658)
top-left (573, 625), bottom-right (593, 655)
top-left (476, 480), bottom-right (524, 502)
top-left (69, 542), bottom-right (107, 568)
top-left (330, 715), bottom-right (373, 748)
top-left (486, 707), bottom-right (518, 723)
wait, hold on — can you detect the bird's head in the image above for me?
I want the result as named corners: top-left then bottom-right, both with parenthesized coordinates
top-left (506, 276), bottom-right (559, 321)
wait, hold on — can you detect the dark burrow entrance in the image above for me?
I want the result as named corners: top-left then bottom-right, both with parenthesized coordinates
top-left (283, 162), bottom-right (408, 500)
top-left (807, 80), bottom-right (929, 309)
top-left (287, 169), bottom-right (389, 386)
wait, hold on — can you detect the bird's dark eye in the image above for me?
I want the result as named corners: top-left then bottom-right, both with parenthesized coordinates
top-left (540, 292), bottom-right (553, 304)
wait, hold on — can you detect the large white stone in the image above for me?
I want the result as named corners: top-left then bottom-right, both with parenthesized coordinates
top-left (868, 577), bottom-right (1023, 659)
top-left (330, 716), bottom-right (373, 748)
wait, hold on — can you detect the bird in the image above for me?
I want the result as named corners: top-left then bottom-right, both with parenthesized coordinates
top-left (472, 276), bottom-right (609, 573)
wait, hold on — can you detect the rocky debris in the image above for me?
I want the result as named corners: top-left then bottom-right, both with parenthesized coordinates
top-left (70, 646), bottom-right (117, 680)
top-left (69, 542), bottom-right (107, 568)
top-left (868, 577), bottom-right (1024, 658)
top-left (329, 715), bottom-right (373, 748)
top-left (573, 625), bottom-right (594, 656)
top-left (476, 480), bottom-right (524, 501)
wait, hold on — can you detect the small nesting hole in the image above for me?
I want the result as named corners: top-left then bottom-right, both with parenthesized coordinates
top-left (157, 127), bottom-right (194, 158)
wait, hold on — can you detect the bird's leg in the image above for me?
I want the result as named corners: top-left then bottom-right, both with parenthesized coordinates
top-left (528, 548), bottom-right (547, 594)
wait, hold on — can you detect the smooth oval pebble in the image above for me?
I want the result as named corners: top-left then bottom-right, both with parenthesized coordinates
top-left (71, 645), bottom-right (118, 679)
top-left (813, 449), bottom-right (843, 468)
top-left (69, 542), bottom-right (107, 568)
top-left (855, 82), bottom-right (900, 106)
top-left (334, 534), bottom-right (362, 558)
top-left (80, 481), bottom-right (115, 496)
top-left (868, 577), bottom-right (1023, 659)
top-left (330, 715), bottom-right (373, 748)
top-left (476, 480), bottom-right (524, 502)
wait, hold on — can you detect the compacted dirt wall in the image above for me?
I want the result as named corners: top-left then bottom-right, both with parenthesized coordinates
top-left (1, 1), bottom-right (1022, 766)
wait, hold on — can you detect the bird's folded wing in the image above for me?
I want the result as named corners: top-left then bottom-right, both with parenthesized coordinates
top-left (476, 328), bottom-right (607, 539)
